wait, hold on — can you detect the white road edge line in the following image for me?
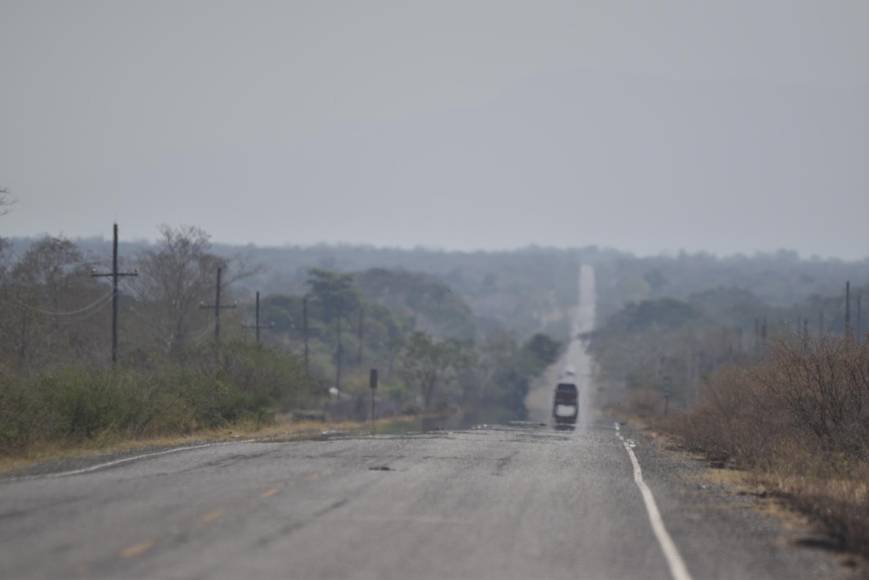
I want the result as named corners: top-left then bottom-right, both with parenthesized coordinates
top-left (10, 439), bottom-right (259, 481)
top-left (617, 427), bottom-right (693, 580)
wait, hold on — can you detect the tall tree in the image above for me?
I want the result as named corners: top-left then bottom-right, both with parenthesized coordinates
top-left (1, 237), bottom-right (105, 370)
top-left (133, 225), bottom-right (225, 356)
top-left (0, 187), bottom-right (13, 286)
top-left (400, 331), bottom-right (471, 409)
top-left (306, 269), bottom-right (359, 389)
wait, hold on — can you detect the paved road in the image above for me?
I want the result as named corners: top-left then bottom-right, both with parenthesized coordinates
top-left (0, 267), bottom-right (848, 579)
top-left (0, 420), bottom-right (846, 579)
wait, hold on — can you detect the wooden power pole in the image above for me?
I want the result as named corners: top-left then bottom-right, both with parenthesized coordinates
top-left (199, 267), bottom-right (236, 343)
top-left (243, 291), bottom-right (269, 346)
top-left (357, 306), bottom-right (364, 365)
top-left (845, 281), bottom-right (852, 340)
top-left (92, 223), bottom-right (137, 365)
top-left (335, 313), bottom-right (343, 391)
top-left (302, 295), bottom-right (310, 377)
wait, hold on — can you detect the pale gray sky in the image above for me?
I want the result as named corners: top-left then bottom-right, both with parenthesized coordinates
top-left (1, 1), bottom-right (867, 258)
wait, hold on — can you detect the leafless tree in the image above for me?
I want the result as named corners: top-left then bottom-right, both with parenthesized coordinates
top-left (132, 225), bottom-right (226, 356)
top-left (0, 237), bottom-right (106, 370)
top-left (0, 188), bottom-right (15, 282)
top-left (0, 187), bottom-right (14, 217)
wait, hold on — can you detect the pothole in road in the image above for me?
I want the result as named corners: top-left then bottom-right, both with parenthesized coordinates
top-left (368, 465), bottom-right (392, 471)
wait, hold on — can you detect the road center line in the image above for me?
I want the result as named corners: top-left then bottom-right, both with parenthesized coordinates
top-left (617, 427), bottom-right (693, 580)
top-left (200, 509), bottom-right (224, 524)
top-left (119, 540), bottom-right (155, 558)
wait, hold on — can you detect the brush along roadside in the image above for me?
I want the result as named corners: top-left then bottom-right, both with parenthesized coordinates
top-left (0, 412), bottom-right (441, 476)
top-left (619, 338), bottom-right (869, 566)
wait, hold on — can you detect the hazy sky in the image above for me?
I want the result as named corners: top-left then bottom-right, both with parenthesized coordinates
top-left (1, 1), bottom-right (867, 258)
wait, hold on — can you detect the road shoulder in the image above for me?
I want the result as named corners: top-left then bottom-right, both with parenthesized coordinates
top-left (619, 419), bottom-right (864, 580)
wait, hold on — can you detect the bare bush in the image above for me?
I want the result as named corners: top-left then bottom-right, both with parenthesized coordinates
top-left (662, 337), bottom-right (869, 557)
top-left (760, 340), bottom-right (869, 457)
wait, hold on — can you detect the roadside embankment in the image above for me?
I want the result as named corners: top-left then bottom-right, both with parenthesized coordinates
top-left (617, 338), bottom-right (869, 566)
top-left (0, 412), bottom-right (437, 477)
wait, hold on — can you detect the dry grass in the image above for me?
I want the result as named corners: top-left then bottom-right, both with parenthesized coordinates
top-left (657, 338), bottom-right (869, 560)
top-left (0, 414), bottom-right (426, 475)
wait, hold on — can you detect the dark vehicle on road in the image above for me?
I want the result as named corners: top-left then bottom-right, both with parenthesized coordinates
top-left (552, 382), bottom-right (579, 429)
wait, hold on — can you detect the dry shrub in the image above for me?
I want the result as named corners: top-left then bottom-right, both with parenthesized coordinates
top-left (760, 339), bottom-right (869, 459)
top-left (665, 365), bottom-right (782, 467)
top-left (663, 338), bottom-right (869, 557)
top-left (761, 458), bottom-right (869, 558)
top-left (623, 388), bottom-right (666, 418)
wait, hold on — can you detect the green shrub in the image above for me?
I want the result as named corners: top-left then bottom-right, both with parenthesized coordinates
top-left (0, 343), bottom-right (313, 456)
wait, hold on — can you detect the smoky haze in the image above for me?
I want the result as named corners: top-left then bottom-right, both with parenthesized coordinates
top-left (1, 1), bottom-right (867, 258)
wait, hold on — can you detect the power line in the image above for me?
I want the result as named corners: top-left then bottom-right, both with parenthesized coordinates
top-left (16, 292), bottom-right (116, 355)
top-left (9, 290), bottom-right (114, 317)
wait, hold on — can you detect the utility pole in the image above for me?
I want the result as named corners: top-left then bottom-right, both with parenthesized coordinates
top-left (243, 291), bottom-right (269, 346)
top-left (302, 295), bottom-right (310, 377)
top-left (369, 368), bottom-right (378, 434)
top-left (662, 374), bottom-right (672, 416)
top-left (845, 281), bottom-right (852, 340)
top-left (335, 313), bottom-right (343, 392)
top-left (254, 291), bottom-right (261, 344)
top-left (17, 307), bottom-right (28, 369)
top-left (753, 318), bottom-right (760, 354)
top-left (92, 223), bottom-right (138, 365)
top-left (857, 292), bottom-right (863, 345)
top-left (199, 267), bottom-right (236, 343)
top-left (357, 306), bottom-right (364, 365)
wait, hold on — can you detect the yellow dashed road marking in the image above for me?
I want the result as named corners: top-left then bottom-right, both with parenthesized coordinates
top-left (261, 487), bottom-right (279, 498)
top-left (120, 540), bottom-right (155, 558)
top-left (200, 509), bottom-right (224, 524)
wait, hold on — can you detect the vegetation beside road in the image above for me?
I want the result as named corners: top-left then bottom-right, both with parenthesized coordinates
top-left (0, 341), bottom-right (311, 457)
top-left (589, 252), bottom-right (869, 562)
top-left (0, 225), bottom-right (563, 460)
top-left (0, 410), bottom-right (443, 475)
top-left (658, 338), bottom-right (869, 560)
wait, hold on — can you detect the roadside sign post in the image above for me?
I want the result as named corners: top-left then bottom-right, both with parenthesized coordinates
top-left (369, 369), bottom-right (378, 434)
top-left (662, 375), bottom-right (672, 416)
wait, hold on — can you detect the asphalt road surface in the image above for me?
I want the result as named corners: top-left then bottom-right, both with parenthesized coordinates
top-left (0, 267), bottom-right (849, 580)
